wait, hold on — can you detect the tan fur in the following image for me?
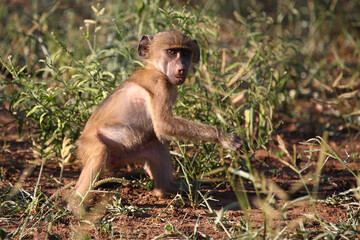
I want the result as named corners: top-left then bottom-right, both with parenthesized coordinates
top-left (69, 30), bottom-right (243, 213)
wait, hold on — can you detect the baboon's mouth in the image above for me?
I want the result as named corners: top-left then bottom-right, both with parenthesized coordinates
top-left (175, 76), bottom-right (186, 84)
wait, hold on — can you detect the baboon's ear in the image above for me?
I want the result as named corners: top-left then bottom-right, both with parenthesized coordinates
top-left (191, 40), bottom-right (200, 63)
top-left (137, 35), bottom-right (153, 58)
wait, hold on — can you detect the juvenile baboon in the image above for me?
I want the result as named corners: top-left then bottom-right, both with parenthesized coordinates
top-left (71, 30), bottom-right (243, 210)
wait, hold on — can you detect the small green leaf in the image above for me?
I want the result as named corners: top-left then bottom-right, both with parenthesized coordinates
top-left (26, 105), bottom-right (42, 117)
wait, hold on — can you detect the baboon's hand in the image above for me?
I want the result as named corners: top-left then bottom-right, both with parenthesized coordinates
top-left (220, 132), bottom-right (246, 152)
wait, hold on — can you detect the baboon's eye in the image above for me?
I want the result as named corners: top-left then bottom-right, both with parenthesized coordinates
top-left (168, 49), bottom-right (176, 55)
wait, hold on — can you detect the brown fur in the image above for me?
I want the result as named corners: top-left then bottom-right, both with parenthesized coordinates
top-left (69, 30), bottom-right (243, 213)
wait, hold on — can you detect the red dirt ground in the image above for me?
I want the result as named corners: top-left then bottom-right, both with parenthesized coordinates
top-left (0, 99), bottom-right (359, 239)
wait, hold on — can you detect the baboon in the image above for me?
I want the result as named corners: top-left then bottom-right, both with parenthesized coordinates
top-left (71, 30), bottom-right (243, 210)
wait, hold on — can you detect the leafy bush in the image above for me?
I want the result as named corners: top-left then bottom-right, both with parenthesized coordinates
top-left (0, 0), bottom-right (292, 163)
